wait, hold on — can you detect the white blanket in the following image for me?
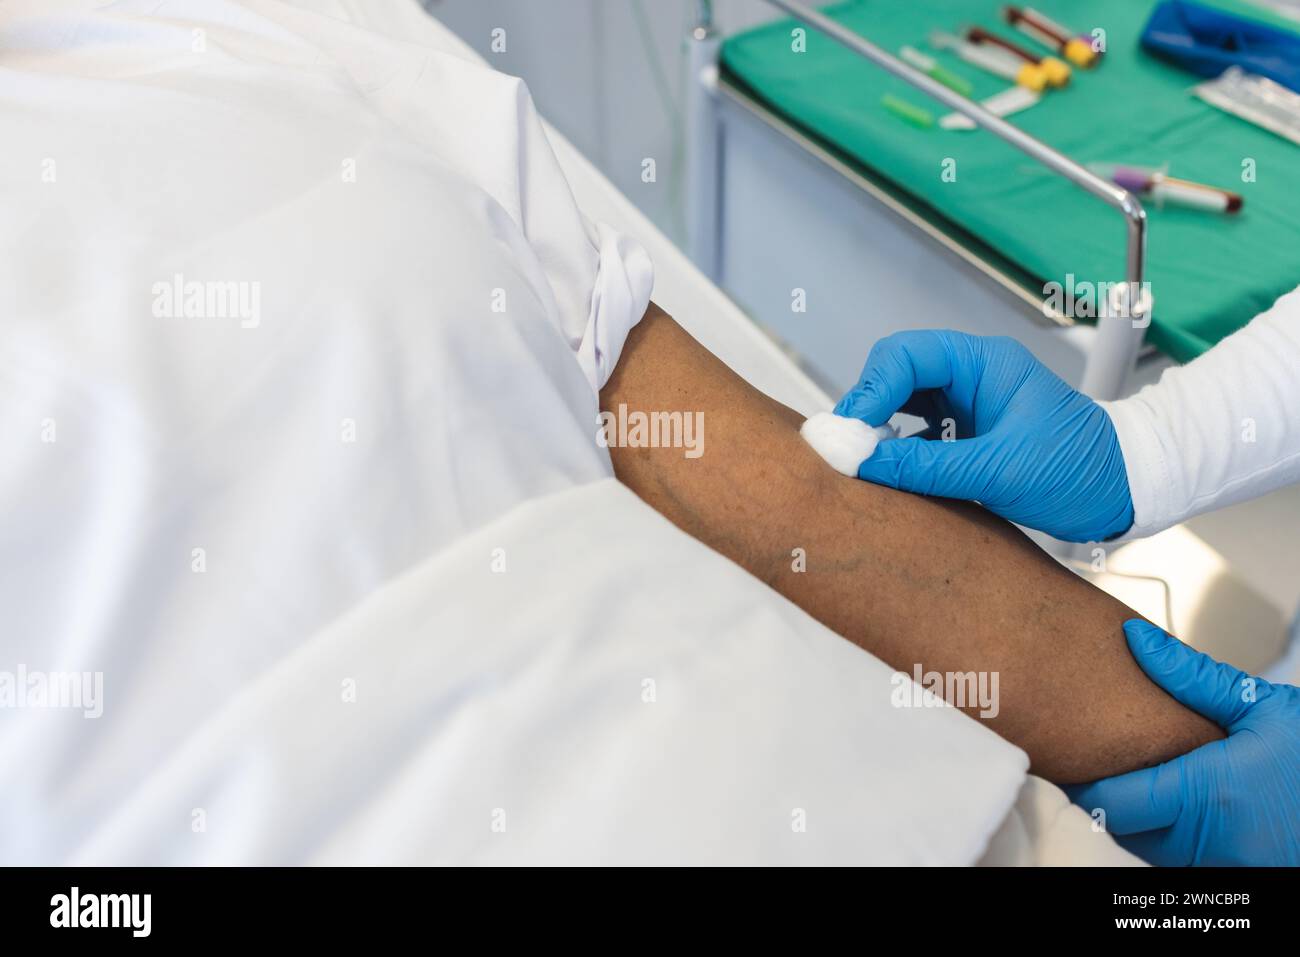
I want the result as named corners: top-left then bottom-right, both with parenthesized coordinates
top-left (62, 479), bottom-right (1027, 865)
top-left (0, 0), bottom-right (1029, 864)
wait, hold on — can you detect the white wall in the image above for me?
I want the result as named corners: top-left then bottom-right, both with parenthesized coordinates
top-left (422, 0), bottom-right (775, 247)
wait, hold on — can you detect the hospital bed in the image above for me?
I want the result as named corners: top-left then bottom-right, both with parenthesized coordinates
top-left (683, 0), bottom-right (1300, 398)
top-left (1, 0), bottom-right (1144, 867)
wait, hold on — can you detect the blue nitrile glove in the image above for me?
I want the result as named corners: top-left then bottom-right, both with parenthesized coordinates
top-left (833, 330), bottom-right (1133, 542)
top-left (1069, 619), bottom-right (1300, 867)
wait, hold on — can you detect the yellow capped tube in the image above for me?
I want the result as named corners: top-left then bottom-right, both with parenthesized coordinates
top-left (1014, 62), bottom-right (1048, 92)
top-left (1064, 37), bottom-right (1097, 68)
top-left (1038, 55), bottom-right (1071, 87)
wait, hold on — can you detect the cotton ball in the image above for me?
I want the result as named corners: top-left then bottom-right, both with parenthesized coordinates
top-left (800, 412), bottom-right (896, 477)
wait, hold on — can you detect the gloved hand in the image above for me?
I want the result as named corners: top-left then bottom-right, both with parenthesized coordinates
top-left (833, 330), bottom-right (1133, 542)
top-left (1068, 619), bottom-right (1300, 867)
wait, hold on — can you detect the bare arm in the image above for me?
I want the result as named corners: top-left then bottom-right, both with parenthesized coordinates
top-left (600, 304), bottom-right (1221, 784)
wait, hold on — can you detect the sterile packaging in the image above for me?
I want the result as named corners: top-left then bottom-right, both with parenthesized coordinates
top-left (1193, 67), bottom-right (1300, 146)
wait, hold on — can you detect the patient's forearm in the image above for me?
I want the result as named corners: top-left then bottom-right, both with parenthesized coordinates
top-left (600, 304), bottom-right (1221, 784)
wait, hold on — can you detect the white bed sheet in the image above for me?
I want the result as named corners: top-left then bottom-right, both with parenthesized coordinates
top-left (66, 478), bottom-right (1031, 866)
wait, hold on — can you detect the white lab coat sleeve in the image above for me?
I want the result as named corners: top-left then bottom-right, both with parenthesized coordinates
top-left (1102, 285), bottom-right (1300, 538)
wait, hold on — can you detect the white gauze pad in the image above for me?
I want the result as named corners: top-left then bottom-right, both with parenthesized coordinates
top-left (799, 412), bottom-right (897, 477)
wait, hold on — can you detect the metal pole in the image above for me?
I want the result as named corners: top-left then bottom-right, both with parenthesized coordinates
top-left (686, 1), bottom-right (723, 278)
top-left (764, 0), bottom-right (1148, 397)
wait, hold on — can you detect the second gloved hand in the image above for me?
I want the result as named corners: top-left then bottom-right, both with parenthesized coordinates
top-left (834, 330), bottom-right (1133, 542)
top-left (1068, 620), bottom-right (1300, 866)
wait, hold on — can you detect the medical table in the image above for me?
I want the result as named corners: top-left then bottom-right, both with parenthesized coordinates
top-left (686, 0), bottom-right (1300, 397)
